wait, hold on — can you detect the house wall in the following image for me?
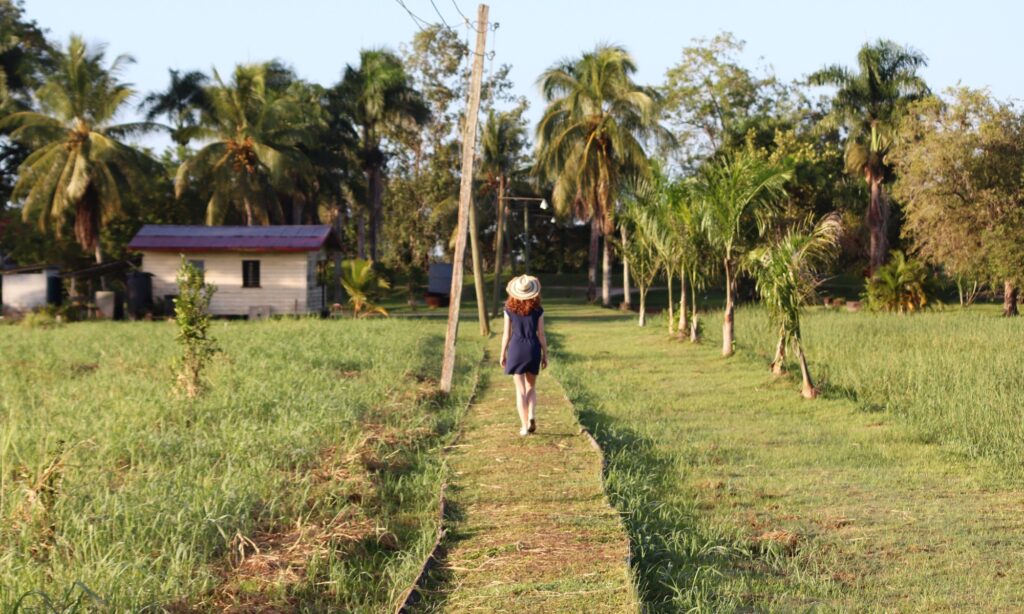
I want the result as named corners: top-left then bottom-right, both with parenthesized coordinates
top-left (143, 251), bottom-right (312, 316)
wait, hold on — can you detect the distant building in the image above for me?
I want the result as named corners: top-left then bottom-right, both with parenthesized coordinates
top-left (0, 265), bottom-right (60, 313)
top-left (128, 225), bottom-right (342, 317)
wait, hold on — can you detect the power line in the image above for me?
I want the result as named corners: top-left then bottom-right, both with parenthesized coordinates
top-left (394, 0), bottom-right (431, 32)
top-left (428, 0), bottom-right (452, 28)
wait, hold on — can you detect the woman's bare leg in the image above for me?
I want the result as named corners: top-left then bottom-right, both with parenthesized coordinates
top-left (512, 374), bottom-right (529, 429)
top-left (525, 373), bottom-right (538, 425)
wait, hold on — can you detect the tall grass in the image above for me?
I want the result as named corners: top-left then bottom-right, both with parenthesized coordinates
top-left (0, 318), bottom-right (483, 611)
top-left (738, 305), bottom-right (1024, 473)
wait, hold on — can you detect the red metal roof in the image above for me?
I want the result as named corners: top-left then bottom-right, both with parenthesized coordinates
top-left (127, 225), bottom-right (342, 253)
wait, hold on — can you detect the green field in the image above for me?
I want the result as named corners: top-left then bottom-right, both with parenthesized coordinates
top-left (550, 301), bottom-right (1024, 612)
top-left (0, 318), bottom-right (483, 611)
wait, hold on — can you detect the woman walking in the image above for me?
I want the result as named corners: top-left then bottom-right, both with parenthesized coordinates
top-left (500, 275), bottom-right (548, 436)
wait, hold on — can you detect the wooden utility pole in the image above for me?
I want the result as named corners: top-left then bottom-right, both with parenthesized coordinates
top-left (468, 180), bottom-right (490, 335)
top-left (440, 3), bottom-right (488, 394)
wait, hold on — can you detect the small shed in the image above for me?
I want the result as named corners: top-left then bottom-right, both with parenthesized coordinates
top-left (0, 265), bottom-right (61, 312)
top-left (128, 225), bottom-right (342, 317)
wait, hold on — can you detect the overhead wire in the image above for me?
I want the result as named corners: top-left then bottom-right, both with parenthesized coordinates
top-left (393, 0), bottom-right (431, 32)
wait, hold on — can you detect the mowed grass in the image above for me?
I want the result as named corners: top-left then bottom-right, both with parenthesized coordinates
top-left (741, 304), bottom-right (1024, 472)
top-left (0, 318), bottom-right (484, 611)
top-left (549, 301), bottom-right (1024, 612)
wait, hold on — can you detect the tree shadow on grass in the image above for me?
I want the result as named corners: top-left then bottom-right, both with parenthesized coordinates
top-left (549, 331), bottom-right (777, 612)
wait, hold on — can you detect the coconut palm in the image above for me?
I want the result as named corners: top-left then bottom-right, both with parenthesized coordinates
top-left (749, 213), bottom-right (841, 398)
top-left (2, 35), bottom-right (156, 265)
top-left (338, 48), bottom-right (428, 260)
top-left (139, 68), bottom-right (210, 156)
top-left (695, 150), bottom-right (791, 357)
top-left (536, 44), bottom-right (665, 304)
top-left (175, 63), bottom-right (316, 226)
top-left (808, 40), bottom-right (929, 272)
top-left (480, 108), bottom-right (528, 318)
top-left (340, 258), bottom-right (391, 318)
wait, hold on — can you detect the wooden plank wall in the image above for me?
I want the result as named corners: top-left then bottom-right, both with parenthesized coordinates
top-left (143, 251), bottom-right (311, 316)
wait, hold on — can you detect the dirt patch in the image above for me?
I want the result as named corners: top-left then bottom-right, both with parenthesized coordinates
top-left (753, 529), bottom-right (800, 552)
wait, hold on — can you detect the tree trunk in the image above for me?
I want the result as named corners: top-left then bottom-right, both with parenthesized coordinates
top-left (621, 225), bottom-right (631, 308)
top-left (677, 271), bottom-right (688, 340)
top-left (1003, 280), bottom-right (1018, 317)
top-left (468, 180), bottom-right (489, 335)
top-left (866, 170), bottom-right (890, 273)
top-left (244, 197), bottom-right (255, 227)
top-left (770, 327), bottom-right (786, 376)
top-left (795, 338), bottom-right (817, 399)
top-left (722, 257), bottom-right (735, 357)
top-left (601, 234), bottom-right (611, 307)
top-left (689, 273), bottom-right (700, 343)
top-left (357, 210), bottom-right (367, 260)
top-left (491, 176), bottom-right (507, 318)
top-left (94, 237), bottom-right (107, 291)
top-left (638, 288), bottom-right (647, 327)
top-left (587, 217), bottom-right (599, 302)
top-left (368, 163), bottom-right (383, 261)
top-left (666, 272), bottom-right (674, 335)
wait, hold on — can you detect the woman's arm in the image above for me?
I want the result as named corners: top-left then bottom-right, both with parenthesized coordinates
top-left (499, 312), bottom-right (511, 367)
top-left (537, 314), bottom-right (548, 369)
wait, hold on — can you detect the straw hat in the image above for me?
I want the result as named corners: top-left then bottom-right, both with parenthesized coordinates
top-left (506, 275), bottom-right (541, 300)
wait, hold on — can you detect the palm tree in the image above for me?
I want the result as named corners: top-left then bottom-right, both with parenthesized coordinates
top-left (749, 213), bottom-right (841, 398)
top-left (536, 44), bottom-right (664, 304)
top-left (667, 179), bottom-right (711, 341)
top-left (625, 169), bottom-right (682, 334)
top-left (139, 68), bottom-right (210, 157)
top-left (480, 108), bottom-right (528, 318)
top-left (620, 192), bottom-right (662, 327)
top-left (175, 63), bottom-right (315, 225)
top-left (3, 35), bottom-right (155, 265)
top-left (695, 151), bottom-right (791, 357)
top-left (808, 40), bottom-right (928, 272)
top-left (338, 48), bottom-right (428, 260)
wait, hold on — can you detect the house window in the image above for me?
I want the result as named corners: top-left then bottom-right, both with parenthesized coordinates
top-left (242, 260), bottom-right (261, 288)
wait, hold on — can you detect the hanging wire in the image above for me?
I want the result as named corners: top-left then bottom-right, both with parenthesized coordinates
top-left (393, 0), bottom-right (431, 32)
top-left (451, 0), bottom-right (487, 33)
top-left (428, 0), bottom-right (453, 29)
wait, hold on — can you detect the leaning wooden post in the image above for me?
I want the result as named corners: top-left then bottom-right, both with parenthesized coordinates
top-left (440, 3), bottom-right (489, 394)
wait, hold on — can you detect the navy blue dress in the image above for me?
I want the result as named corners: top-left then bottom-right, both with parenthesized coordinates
top-left (504, 306), bottom-right (543, 375)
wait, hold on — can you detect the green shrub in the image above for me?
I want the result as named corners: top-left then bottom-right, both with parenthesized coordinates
top-left (174, 256), bottom-right (219, 398)
top-left (20, 310), bottom-right (61, 329)
top-left (863, 251), bottom-right (930, 313)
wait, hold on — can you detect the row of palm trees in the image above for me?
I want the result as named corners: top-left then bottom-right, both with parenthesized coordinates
top-left (619, 151), bottom-right (841, 398)
top-left (532, 40), bottom-right (928, 307)
top-left (3, 30), bottom-right (928, 314)
top-left (3, 35), bottom-right (430, 265)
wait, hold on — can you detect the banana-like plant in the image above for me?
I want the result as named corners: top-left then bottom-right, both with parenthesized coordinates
top-left (340, 259), bottom-right (391, 318)
top-left (749, 212), bottom-right (841, 398)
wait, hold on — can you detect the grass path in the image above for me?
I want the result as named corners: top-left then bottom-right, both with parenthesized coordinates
top-left (550, 303), bottom-right (1024, 611)
top-left (417, 337), bottom-right (638, 613)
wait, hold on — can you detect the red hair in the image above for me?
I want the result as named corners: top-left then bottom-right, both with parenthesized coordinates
top-left (506, 296), bottom-right (541, 316)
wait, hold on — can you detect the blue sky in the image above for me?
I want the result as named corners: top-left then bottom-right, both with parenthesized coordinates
top-left (23, 0), bottom-right (1024, 150)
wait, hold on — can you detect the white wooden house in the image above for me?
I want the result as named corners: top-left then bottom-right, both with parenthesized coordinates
top-left (128, 225), bottom-right (341, 317)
